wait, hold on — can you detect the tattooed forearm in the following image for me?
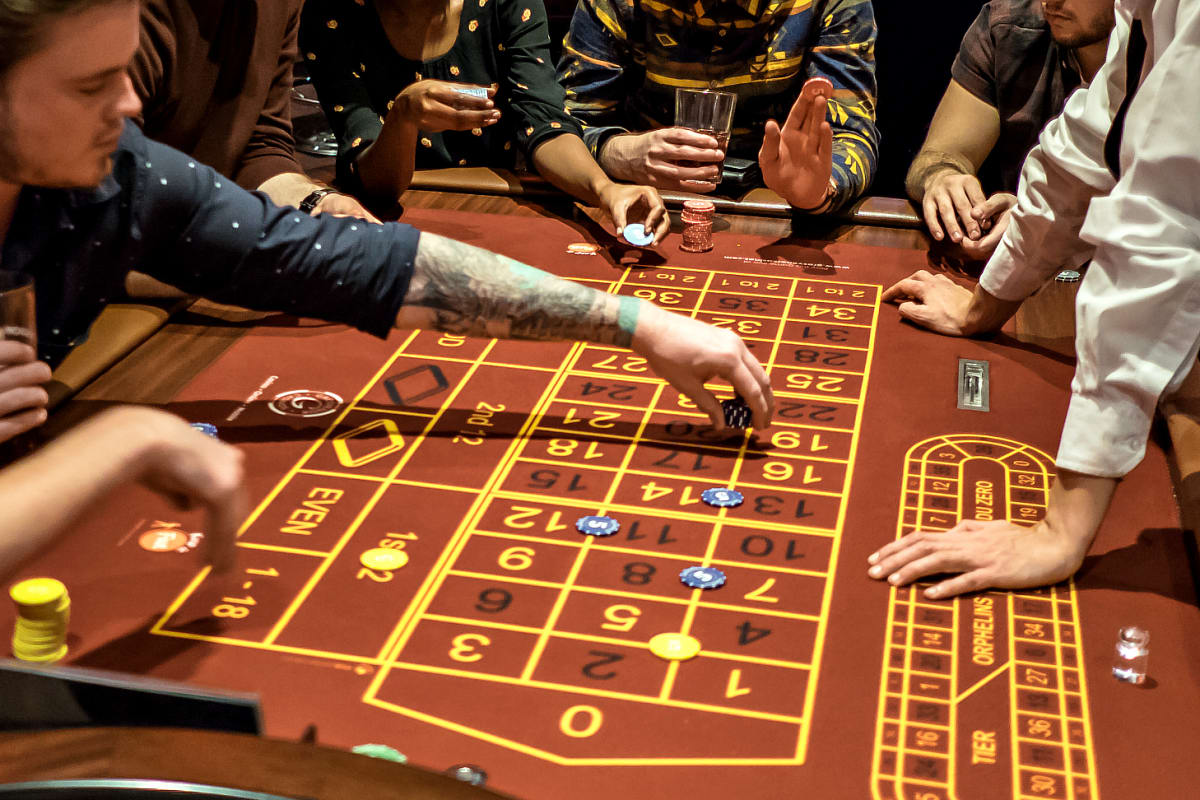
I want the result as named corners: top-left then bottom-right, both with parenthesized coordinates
top-left (400, 232), bottom-right (640, 346)
top-left (905, 150), bottom-right (975, 201)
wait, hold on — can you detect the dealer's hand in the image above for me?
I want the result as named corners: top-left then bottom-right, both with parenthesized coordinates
top-left (0, 342), bottom-right (51, 443)
top-left (882, 270), bottom-right (978, 335)
top-left (867, 470), bottom-right (1116, 599)
top-left (631, 303), bottom-right (774, 431)
top-left (960, 192), bottom-right (1017, 261)
top-left (392, 80), bottom-right (500, 132)
top-left (759, 77), bottom-right (834, 210)
top-left (599, 129), bottom-right (724, 193)
top-left (866, 519), bottom-right (1086, 599)
top-left (598, 182), bottom-right (669, 245)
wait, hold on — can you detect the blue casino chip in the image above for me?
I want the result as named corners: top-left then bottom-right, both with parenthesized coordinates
top-left (190, 422), bottom-right (219, 438)
top-left (621, 223), bottom-right (655, 247)
top-left (680, 565), bottom-right (727, 590)
top-left (575, 515), bottom-right (620, 536)
top-left (701, 488), bottom-right (744, 508)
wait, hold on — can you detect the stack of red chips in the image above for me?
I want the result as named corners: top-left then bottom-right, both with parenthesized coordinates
top-left (680, 199), bottom-right (715, 252)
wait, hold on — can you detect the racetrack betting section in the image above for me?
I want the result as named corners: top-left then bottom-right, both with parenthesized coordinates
top-left (9, 208), bottom-right (1199, 800)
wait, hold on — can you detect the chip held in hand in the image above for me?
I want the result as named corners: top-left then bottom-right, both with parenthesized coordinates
top-left (721, 395), bottom-right (753, 429)
top-left (622, 223), bottom-right (655, 247)
top-left (454, 86), bottom-right (488, 99)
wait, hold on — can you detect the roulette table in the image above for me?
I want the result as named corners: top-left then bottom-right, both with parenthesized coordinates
top-left (8, 201), bottom-right (1199, 800)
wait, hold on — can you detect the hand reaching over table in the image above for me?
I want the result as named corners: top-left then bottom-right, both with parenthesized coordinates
top-left (599, 182), bottom-right (669, 246)
top-left (959, 192), bottom-right (1016, 261)
top-left (881, 270), bottom-right (1021, 337)
top-left (631, 302), bottom-right (774, 431)
top-left (866, 470), bottom-right (1116, 599)
top-left (919, 169), bottom-right (986, 244)
top-left (0, 407), bottom-right (247, 579)
top-left (866, 519), bottom-right (1084, 599)
top-left (396, 231), bottom-right (774, 431)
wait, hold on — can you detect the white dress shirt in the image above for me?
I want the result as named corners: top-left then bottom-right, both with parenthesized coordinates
top-left (980, 0), bottom-right (1200, 478)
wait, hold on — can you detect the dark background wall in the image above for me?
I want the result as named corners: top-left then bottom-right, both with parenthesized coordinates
top-left (544, 0), bottom-right (989, 198)
top-left (872, 1), bottom-right (985, 196)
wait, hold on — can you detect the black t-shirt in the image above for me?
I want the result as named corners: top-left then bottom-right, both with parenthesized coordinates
top-left (951, 0), bottom-right (1081, 192)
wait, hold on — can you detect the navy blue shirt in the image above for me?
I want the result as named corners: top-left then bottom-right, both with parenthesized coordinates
top-left (1, 122), bottom-right (420, 366)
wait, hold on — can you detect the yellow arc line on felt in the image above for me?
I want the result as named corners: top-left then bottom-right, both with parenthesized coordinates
top-left (868, 435), bottom-right (1099, 800)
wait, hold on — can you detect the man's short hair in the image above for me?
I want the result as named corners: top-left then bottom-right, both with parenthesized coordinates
top-left (0, 0), bottom-right (129, 78)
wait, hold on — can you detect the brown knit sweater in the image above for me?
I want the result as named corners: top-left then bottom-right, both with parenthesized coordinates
top-left (131, 0), bottom-right (304, 190)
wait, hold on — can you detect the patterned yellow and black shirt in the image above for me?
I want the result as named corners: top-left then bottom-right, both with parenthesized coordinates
top-left (557, 0), bottom-right (878, 211)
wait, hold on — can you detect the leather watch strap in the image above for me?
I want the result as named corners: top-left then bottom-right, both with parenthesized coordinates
top-left (298, 188), bottom-right (338, 214)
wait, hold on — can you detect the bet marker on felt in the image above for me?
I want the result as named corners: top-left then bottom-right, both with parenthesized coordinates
top-left (575, 515), bottom-right (620, 536)
top-left (648, 632), bottom-right (702, 662)
top-left (701, 487), bottom-right (744, 508)
top-left (359, 548), bottom-right (409, 571)
top-left (10, 578), bottom-right (70, 663)
top-left (680, 565), bottom-right (726, 590)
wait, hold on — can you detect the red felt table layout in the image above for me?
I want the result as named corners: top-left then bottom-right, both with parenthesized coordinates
top-left (9, 208), bottom-right (1199, 800)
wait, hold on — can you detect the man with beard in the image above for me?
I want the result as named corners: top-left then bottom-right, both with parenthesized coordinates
top-left (872, 0), bottom-right (1200, 597)
top-left (906, 0), bottom-right (1116, 259)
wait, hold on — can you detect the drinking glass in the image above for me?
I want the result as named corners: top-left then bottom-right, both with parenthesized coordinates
top-left (0, 271), bottom-right (37, 349)
top-left (0, 271), bottom-right (39, 462)
top-left (674, 88), bottom-right (737, 177)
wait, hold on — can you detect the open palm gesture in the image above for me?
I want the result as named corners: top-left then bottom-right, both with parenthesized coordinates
top-left (759, 77), bottom-right (835, 209)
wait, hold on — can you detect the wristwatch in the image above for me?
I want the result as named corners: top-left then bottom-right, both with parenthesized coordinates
top-left (298, 187), bottom-right (339, 215)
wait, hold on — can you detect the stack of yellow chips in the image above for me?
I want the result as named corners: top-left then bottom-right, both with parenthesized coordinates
top-left (9, 578), bottom-right (70, 662)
